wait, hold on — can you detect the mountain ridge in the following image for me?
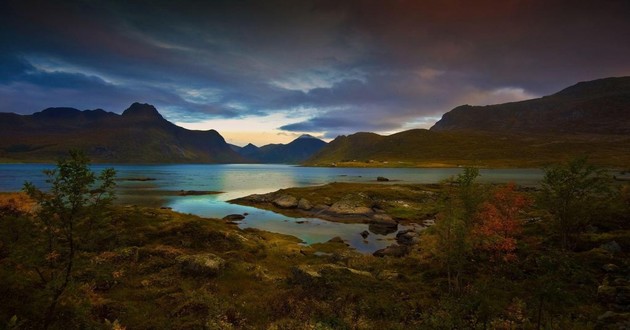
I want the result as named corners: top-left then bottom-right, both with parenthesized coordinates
top-left (0, 103), bottom-right (247, 163)
top-left (430, 76), bottom-right (630, 134)
top-left (307, 77), bottom-right (630, 167)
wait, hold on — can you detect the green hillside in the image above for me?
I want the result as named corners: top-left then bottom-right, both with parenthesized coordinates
top-left (305, 129), bottom-right (630, 168)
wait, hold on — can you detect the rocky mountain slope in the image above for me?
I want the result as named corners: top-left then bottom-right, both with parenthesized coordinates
top-left (431, 76), bottom-right (630, 134)
top-left (306, 77), bottom-right (630, 167)
top-left (0, 103), bottom-right (247, 163)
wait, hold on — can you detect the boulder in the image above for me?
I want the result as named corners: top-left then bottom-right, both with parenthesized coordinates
top-left (377, 176), bottom-right (389, 182)
top-left (370, 213), bottom-right (397, 226)
top-left (327, 200), bottom-right (373, 217)
top-left (176, 253), bottom-right (226, 277)
top-left (396, 229), bottom-right (421, 245)
top-left (223, 214), bottom-right (245, 221)
top-left (360, 230), bottom-right (370, 239)
top-left (273, 195), bottom-right (298, 208)
top-left (373, 244), bottom-right (409, 257)
top-left (368, 214), bottom-right (398, 235)
top-left (369, 223), bottom-right (398, 235)
top-left (297, 198), bottom-right (313, 210)
top-left (328, 236), bottom-right (347, 245)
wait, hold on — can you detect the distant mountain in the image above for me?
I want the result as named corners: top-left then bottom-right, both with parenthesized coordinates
top-left (431, 76), bottom-right (630, 134)
top-left (237, 134), bottom-right (327, 164)
top-left (0, 103), bottom-right (247, 163)
top-left (307, 77), bottom-right (630, 167)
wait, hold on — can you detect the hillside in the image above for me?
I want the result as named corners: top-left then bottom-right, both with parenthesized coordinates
top-left (307, 77), bottom-right (630, 167)
top-left (236, 134), bottom-right (327, 164)
top-left (305, 129), bottom-right (630, 168)
top-left (0, 103), bottom-right (247, 163)
top-left (431, 76), bottom-right (630, 134)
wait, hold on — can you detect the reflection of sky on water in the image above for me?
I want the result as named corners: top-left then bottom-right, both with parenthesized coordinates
top-left (167, 195), bottom-right (406, 253)
top-left (0, 164), bottom-right (546, 253)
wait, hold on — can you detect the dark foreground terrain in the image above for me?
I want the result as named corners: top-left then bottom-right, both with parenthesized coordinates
top-left (1, 162), bottom-right (629, 329)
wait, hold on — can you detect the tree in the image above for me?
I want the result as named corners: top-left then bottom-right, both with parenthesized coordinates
top-left (422, 167), bottom-right (481, 293)
top-left (455, 167), bottom-right (484, 226)
top-left (538, 157), bottom-right (612, 250)
top-left (473, 183), bottom-right (531, 262)
top-left (23, 150), bottom-right (116, 329)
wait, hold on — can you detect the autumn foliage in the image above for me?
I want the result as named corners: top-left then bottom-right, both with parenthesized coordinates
top-left (473, 183), bottom-right (531, 262)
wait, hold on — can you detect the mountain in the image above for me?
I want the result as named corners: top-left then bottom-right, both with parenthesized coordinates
top-left (431, 76), bottom-right (630, 134)
top-left (0, 103), bottom-right (247, 163)
top-left (307, 77), bottom-right (630, 167)
top-left (237, 134), bottom-right (327, 164)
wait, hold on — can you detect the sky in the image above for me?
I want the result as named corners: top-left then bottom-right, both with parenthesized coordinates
top-left (1, 0), bottom-right (629, 146)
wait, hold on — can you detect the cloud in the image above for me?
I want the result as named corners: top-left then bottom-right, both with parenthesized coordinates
top-left (0, 0), bottom-right (629, 140)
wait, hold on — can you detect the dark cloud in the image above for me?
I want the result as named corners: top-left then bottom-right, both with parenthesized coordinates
top-left (1, 0), bottom-right (629, 138)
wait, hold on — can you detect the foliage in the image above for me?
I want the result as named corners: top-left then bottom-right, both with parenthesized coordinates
top-left (538, 157), bottom-right (613, 249)
top-left (22, 150), bottom-right (116, 329)
top-left (473, 183), bottom-right (531, 262)
top-left (422, 167), bottom-right (483, 293)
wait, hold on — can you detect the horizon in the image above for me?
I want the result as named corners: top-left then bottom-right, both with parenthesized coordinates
top-left (1, 0), bottom-right (629, 145)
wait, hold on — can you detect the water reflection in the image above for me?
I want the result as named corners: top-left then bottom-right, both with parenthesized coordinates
top-left (0, 164), bottom-right (545, 253)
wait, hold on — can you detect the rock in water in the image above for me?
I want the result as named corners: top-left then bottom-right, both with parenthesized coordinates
top-left (223, 214), bottom-right (245, 221)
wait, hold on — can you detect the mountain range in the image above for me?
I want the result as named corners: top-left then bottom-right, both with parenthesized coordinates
top-left (1, 77), bottom-right (628, 166)
top-left (306, 77), bottom-right (630, 167)
top-left (0, 103), bottom-right (246, 163)
top-left (0, 103), bottom-right (327, 164)
top-left (231, 134), bottom-right (327, 164)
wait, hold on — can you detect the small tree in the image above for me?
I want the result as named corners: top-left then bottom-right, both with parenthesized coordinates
top-left (455, 167), bottom-right (484, 226)
top-left (474, 183), bottom-right (531, 262)
top-left (23, 150), bottom-right (116, 329)
top-left (538, 157), bottom-right (612, 250)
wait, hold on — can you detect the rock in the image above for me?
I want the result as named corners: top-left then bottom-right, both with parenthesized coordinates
top-left (328, 236), bottom-right (347, 245)
top-left (223, 214), bottom-right (245, 221)
top-left (297, 198), bottom-right (313, 210)
top-left (600, 241), bottom-right (622, 253)
top-left (369, 223), bottom-right (398, 235)
top-left (160, 206), bottom-right (172, 210)
top-left (373, 244), bottom-right (409, 257)
top-left (422, 219), bottom-right (436, 226)
top-left (370, 213), bottom-right (397, 226)
top-left (360, 230), bottom-right (370, 239)
top-left (176, 253), bottom-right (226, 277)
top-left (367, 214), bottom-right (398, 235)
top-left (273, 195), bottom-right (298, 208)
top-left (327, 200), bottom-right (373, 217)
top-left (377, 176), bottom-right (389, 182)
top-left (243, 193), bottom-right (273, 203)
top-left (396, 230), bottom-right (421, 245)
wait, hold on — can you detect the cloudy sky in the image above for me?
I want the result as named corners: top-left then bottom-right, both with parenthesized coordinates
top-left (1, 0), bottom-right (629, 145)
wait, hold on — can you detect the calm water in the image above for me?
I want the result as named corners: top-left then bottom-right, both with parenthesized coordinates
top-left (0, 164), bottom-right (544, 253)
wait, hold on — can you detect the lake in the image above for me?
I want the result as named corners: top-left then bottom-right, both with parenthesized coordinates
top-left (0, 164), bottom-right (544, 253)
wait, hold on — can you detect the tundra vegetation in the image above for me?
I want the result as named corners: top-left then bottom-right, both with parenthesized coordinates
top-left (0, 153), bottom-right (628, 329)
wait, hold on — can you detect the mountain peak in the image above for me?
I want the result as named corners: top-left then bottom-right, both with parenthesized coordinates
top-left (121, 102), bottom-right (164, 120)
top-left (297, 134), bottom-right (318, 140)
